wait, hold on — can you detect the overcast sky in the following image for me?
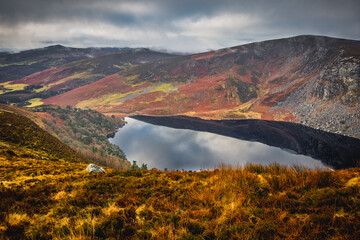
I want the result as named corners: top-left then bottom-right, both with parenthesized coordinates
top-left (0, 0), bottom-right (359, 53)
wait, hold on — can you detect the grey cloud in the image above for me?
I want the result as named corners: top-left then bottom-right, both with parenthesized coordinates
top-left (0, 0), bottom-right (359, 52)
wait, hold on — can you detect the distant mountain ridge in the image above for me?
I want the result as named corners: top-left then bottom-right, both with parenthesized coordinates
top-left (0, 45), bottom-right (127, 82)
top-left (43, 35), bottom-right (360, 138)
top-left (0, 48), bottom-right (178, 105)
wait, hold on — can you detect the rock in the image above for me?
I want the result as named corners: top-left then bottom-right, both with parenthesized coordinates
top-left (86, 163), bottom-right (106, 173)
top-left (106, 132), bottom-right (116, 138)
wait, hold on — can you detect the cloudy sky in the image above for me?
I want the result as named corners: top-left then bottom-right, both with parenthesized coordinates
top-left (0, 0), bottom-right (359, 53)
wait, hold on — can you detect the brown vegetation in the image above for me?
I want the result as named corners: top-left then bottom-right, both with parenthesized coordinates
top-left (0, 147), bottom-right (359, 239)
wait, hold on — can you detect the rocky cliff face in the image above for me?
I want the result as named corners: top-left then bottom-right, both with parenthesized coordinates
top-left (299, 53), bottom-right (360, 137)
top-left (271, 36), bottom-right (360, 138)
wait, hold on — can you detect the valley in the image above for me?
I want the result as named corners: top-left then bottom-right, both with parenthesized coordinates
top-left (0, 35), bottom-right (359, 239)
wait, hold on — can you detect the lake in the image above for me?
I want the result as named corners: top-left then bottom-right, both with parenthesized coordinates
top-left (107, 116), bottom-right (360, 171)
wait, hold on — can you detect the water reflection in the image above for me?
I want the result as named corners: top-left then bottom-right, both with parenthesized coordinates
top-left (109, 118), bottom-right (328, 171)
top-left (131, 115), bottom-right (360, 169)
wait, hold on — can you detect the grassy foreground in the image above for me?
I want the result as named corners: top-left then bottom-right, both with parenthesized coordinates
top-left (0, 104), bottom-right (359, 239)
top-left (0, 148), bottom-right (359, 239)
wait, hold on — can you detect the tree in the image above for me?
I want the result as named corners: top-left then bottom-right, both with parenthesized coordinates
top-left (131, 161), bottom-right (140, 170)
top-left (130, 161), bottom-right (147, 170)
top-left (141, 163), bottom-right (147, 170)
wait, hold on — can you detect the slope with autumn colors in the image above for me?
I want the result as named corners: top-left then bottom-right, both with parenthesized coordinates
top-left (44, 36), bottom-right (360, 138)
top-left (0, 103), bottom-right (130, 170)
top-left (0, 45), bottom-right (124, 82)
top-left (0, 48), bottom-right (178, 106)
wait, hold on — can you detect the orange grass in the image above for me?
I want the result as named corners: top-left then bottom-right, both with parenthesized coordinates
top-left (0, 152), bottom-right (359, 239)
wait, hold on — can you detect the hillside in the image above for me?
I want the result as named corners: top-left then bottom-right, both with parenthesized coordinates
top-left (0, 104), bottom-right (130, 170)
top-left (43, 36), bottom-right (360, 138)
top-left (34, 106), bottom-right (130, 170)
top-left (0, 105), bottom-right (88, 163)
top-left (0, 155), bottom-right (359, 239)
top-left (0, 48), bottom-right (178, 106)
top-left (0, 45), bottom-right (124, 82)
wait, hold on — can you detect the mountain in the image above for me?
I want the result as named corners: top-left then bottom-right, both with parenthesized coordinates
top-left (43, 35), bottom-right (360, 138)
top-left (0, 48), bottom-right (178, 105)
top-left (0, 45), bottom-right (126, 83)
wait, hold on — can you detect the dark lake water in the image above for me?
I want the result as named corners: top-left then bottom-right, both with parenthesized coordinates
top-left (109, 117), bottom-right (344, 171)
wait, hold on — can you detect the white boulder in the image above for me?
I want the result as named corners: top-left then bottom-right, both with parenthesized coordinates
top-left (86, 163), bottom-right (106, 173)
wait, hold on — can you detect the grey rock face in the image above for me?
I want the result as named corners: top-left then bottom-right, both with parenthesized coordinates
top-left (313, 55), bottom-right (360, 103)
top-left (86, 163), bottom-right (106, 173)
top-left (268, 38), bottom-right (360, 139)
